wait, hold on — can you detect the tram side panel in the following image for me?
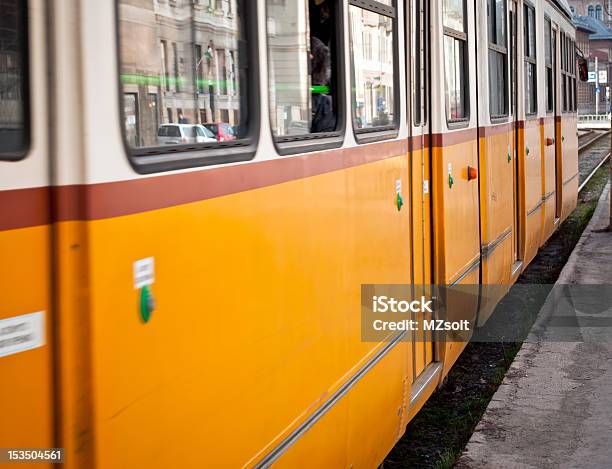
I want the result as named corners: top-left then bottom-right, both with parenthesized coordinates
top-left (410, 140), bottom-right (435, 377)
top-left (540, 115), bottom-right (558, 245)
top-left (83, 149), bottom-right (414, 469)
top-left (561, 113), bottom-right (579, 220)
top-left (519, 118), bottom-right (543, 266)
top-left (276, 342), bottom-right (410, 469)
top-left (477, 124), bottom-right (515, 324)
top-left (432, 136), bottom-right (480, 377)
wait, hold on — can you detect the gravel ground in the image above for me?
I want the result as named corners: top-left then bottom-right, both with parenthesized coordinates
top-left (384, 157), bottom-right (611, 469)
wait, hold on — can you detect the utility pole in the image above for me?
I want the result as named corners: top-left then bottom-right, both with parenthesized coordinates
top-left (596, 56), bottom-right (599, 116)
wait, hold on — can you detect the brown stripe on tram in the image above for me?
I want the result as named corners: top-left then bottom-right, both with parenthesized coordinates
top-left (409, 133), bottom-right (430, 151)
top-left (3, 114), bottom-right (557, 231)
top-left (1, 139), bottom-right (408, 228)
top-left (0, 187), bottom-right (51, 231)
top-left (478, 121), bottom-right (513, 137)
top-left (431, 127), bottom-right (478, 147)
top-left (518, 118), bottom-right (541, 129)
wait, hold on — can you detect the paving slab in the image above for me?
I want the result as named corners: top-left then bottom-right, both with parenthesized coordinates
top-left (457, 184), bottom-right (612, 469)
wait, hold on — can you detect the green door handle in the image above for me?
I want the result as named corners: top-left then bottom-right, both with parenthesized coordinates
top-left (140, 286), bottom-right (155, 323)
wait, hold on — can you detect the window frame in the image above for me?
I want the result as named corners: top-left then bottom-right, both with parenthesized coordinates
top-left (115, 0), bottom-right (260, 174)
top-left (413, 0), bottom-right (429, 127)
top-left (561, 31), bottom-right (567, 113)
top-left (544, 16), bottom-right (554, 114)
top-left (568, 38), bottom-right (576, 113)
top-left (264, 0), bottom-right (347, 156)
top-left (523, 2), bottom-right (537, 117)
top-left (488, 0), bottom-right (509, 120)
top-left (0, 0), bottom-right (31, 161)
top-left (560, 31), bottom-right (577, 115)
top-left (442, 0), bottom-right (470, 127)
top-left (348, 0), bottom-right (400, 143)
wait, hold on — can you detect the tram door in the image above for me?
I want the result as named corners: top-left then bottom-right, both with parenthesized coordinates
top-left (509, 0), bottom-right (521, 268)
top-left (410, 0), bottom-right (434, 381)
top-left (553, 28), bottom-right (561, 220)
top-left (0, 0), bottom-right (55, 458)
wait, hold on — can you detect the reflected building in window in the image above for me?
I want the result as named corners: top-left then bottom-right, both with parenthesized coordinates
top-left (118, 0), bottom-right (241, 147)
top-left (0, 0), bottom-right (28, 154)
top-left (350, 7), bottom-right (395, 129)
top-left (267, 0), bottom-right (310, 137)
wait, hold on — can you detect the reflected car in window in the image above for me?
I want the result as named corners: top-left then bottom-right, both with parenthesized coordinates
top-left (156, 124), bottom-right (217, 145)
top-left (203, 123), bottom-right (237, 142)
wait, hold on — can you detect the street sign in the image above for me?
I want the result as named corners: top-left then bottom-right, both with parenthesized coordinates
top-left (596, 86), bottom-right (601, 94)
top-left (599, 70), bottom-right (608, 84)
top-left (588, 71), bottom-right (597, 83)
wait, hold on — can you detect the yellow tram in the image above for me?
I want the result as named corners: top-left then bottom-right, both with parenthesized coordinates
top-left (0, 0), bottom-right (578, 467)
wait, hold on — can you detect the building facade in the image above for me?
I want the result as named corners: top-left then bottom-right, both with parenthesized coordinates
top-left (570, 5), bottom-right (612, 113)
top-left (569, 0), bottom-right (612, 26)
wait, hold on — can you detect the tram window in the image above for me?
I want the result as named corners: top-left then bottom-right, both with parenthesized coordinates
top-left (267, 0), bottom-right (341, 140)
top-left (488, 0), bottom-right (508, 118)
top-left (561, 32), bottom-right (567, 113)
top-left (117, 0), bottom-right (254, 159)
top-left (544, 18), bottom-right (553, 114)
top-left (414, 0), bottom-right (422, 126)
top-left (523, 3), bottom-right (537, 115)
top-left (349, 0), bottom-right (397, 132)
top-left (413, 0), bottom-right (429, 126)
top-left (443, 0), bottom-right (469, 122)
top-left (0, 0), bottom-right (29, 159)
top-left (568, 40), bottom-right (577, 112)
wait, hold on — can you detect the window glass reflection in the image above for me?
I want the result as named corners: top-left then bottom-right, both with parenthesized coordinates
top-left (444, 35), bottom-right (467, 120)
top-left (118, 0), bottom-right (247, 149)
top-left (443, 0), bottom-right (465, 32)
top-left (0, 0), bottom-right (28, 156)
top-left (267, 0), bottom-right (338, 138)
top-left (350, 6), bottom-right (395, 130)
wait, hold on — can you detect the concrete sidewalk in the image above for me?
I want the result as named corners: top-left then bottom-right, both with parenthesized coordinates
top-left (457, 184), bottom-right (612, 469)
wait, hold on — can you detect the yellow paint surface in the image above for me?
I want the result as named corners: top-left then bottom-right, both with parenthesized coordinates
top-left (79, 155), bottom-right (415, 468)
top-left (0, 225), bottom-right (54, 469)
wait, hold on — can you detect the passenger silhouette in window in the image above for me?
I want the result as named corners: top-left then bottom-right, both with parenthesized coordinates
top-left (310, 37), bottom-right (336, 133)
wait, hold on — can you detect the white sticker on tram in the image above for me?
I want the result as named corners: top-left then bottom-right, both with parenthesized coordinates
top-left (396, 179), bottom-right (402, 194)
top-left (134, 257), bottom-right (155, 289)
top-left (0, 312), bottom-right (45, 358)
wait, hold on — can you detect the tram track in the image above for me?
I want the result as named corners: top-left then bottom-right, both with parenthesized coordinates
top-left (577, 130), bottom-right (594, 146)
top-left (578, 129), bottom-right (608, 151)
top-left (578, 130), bottom-right (610, 192)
